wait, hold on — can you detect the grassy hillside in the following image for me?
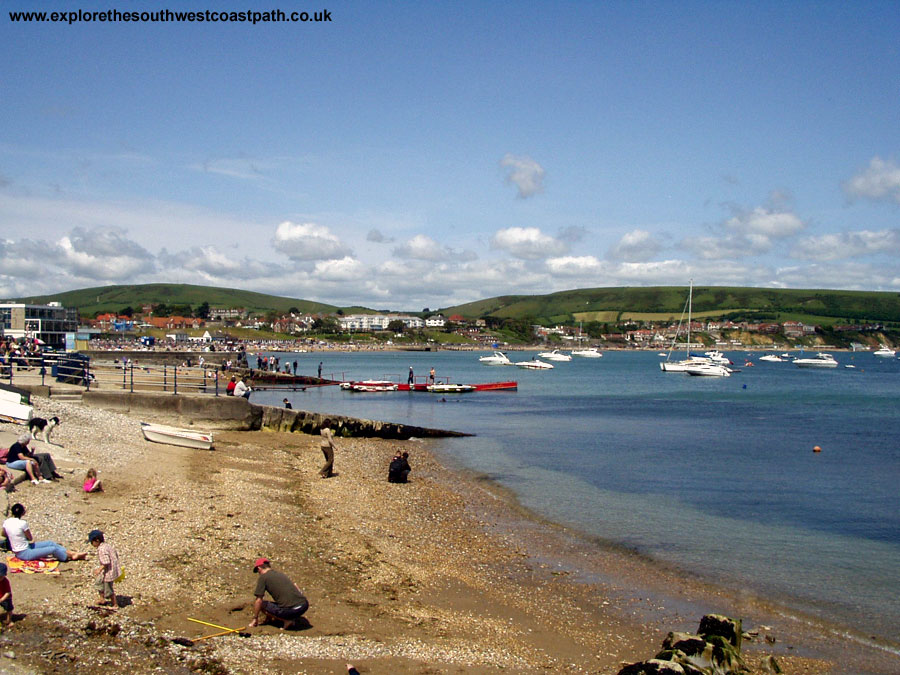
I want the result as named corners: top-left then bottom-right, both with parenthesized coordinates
top-left (13, 283), bottom-right (900, 326)
top-left (442, 286), bottom-right (900, 324)
top-left (15, 283), bottom-right (338, 317)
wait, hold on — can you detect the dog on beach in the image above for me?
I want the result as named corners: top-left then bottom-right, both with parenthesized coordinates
top-left (28, 416), bottom-right (60, 443)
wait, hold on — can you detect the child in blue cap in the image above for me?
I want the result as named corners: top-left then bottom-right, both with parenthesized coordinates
top-left (0, 563), bottom-right (13, 627)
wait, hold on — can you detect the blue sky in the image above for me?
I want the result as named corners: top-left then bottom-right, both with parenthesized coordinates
top-left (2, 0), bottom-right (899, 310)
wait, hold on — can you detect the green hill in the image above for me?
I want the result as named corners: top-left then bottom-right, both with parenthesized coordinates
top-left (13, 283), bottom-right (900, 327)
top-left (15, 283), bottom-right (338, 317)
top-left (441, 286), bottom-right (900, 325)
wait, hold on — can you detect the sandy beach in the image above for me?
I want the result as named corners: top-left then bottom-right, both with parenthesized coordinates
top-left (0, 395), bottom-right (892, 674)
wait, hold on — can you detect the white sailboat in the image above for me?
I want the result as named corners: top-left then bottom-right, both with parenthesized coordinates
top-left (659, 281), bottom-right (714, 373)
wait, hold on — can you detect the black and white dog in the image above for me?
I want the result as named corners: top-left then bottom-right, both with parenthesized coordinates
top-left (28, 416), bottom-right (60, 443)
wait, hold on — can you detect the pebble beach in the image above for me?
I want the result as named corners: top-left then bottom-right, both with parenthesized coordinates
top-left (0, 394), bottom-right (880, 673)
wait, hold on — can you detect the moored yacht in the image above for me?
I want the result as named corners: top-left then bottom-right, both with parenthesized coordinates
top-left (537, 349), bottom-right (572, 361)
top-left (794, 353), bottom-right (838, 368)
top-left (873, 344), bottom-right (896, 358)
top-left (478, 351), bottom-right (512, 365)
top-left (572, 347), bottom-right (603, 358)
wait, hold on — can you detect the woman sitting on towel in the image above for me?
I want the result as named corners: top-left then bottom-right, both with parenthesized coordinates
top-left (2, 503), bottom-right (87, 562)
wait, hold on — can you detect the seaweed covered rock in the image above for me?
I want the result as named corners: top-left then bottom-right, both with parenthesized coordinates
top-left (618, 615), bottom-right (747, 675)
top-left (699, 614), bottom-right (743, 650)
top-left (618, 659), bottom-right (687, 675)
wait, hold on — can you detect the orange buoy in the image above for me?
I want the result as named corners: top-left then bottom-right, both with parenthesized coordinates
top-left (813, 445), bottom-right (822, 453)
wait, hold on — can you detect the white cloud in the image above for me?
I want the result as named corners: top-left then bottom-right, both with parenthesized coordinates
top-left (546, 255), bottom-right (603, 276)
top-left (500, 154), bottom-right (545, 198)
top-left (491, 227), bottom-right (568, 260)
top-left (272, 221), bottom-right (351, 261)
top-left (392, 234), bottom-right (477, 262)
top-left (312, 256), bottom-right (366, 281)
top-left (723, 206), bottom-right (805, 239)
top-left (680, 233), bottom-right (773, 260)
top-left (791, 229), bottom-right (900, 261)
top-left (606, 229), bottom-right (662, 262)
top-left (843, 157), bottom-right (900, 203)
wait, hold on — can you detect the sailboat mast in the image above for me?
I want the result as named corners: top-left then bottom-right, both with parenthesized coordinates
top-left (686, 279), bottom-right (693, 357)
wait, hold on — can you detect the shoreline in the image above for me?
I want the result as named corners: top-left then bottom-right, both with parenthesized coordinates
top-left (423, 443), bottom-right (900, 669)
top-left (0, 397), bottom-right (895, 672)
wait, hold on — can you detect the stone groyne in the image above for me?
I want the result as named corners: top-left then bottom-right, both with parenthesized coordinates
top-left (78, 390), bottom-right (471, 440)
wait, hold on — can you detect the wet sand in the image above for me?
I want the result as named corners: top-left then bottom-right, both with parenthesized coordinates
top-left (0, 396), bottom-right (895, 673)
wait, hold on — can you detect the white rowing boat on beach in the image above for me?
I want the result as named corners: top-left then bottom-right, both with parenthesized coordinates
top-left (140, 422), bottom-right (214, 450)
top-left (0, 399), bottom-right (33, 424)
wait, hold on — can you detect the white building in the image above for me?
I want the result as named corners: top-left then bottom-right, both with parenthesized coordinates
top-left (425, 314), bottom-right (446, 328)
top-left (338, 314), bottom-right (425, 332)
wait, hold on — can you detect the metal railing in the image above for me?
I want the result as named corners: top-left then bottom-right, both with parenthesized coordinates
top-left (1, 353), bottom-right (223, 396)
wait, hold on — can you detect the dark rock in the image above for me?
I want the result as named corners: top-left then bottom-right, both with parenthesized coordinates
top-left (698, 613), bottom-right (742, 650)
top-left (618, 659), bottom-right (687, 675)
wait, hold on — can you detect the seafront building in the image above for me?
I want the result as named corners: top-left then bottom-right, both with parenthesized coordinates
top-left (0, 301), bottom-right (79, 348)
top-left (338, 313), bottom-right (425, 332)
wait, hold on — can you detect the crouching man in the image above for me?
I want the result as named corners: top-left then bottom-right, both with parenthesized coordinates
top-left (249, 557), bottom-right (309, 630)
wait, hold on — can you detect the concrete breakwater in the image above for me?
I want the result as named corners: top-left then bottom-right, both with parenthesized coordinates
top-left (79, 390), bottom-right (471, 440)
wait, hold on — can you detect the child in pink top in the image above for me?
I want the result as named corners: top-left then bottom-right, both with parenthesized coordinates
top-left (83, 468), bottom-right (103, 493)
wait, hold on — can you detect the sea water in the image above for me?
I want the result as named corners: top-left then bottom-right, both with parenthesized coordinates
top-left (251, 349), bottom-right (900, 647)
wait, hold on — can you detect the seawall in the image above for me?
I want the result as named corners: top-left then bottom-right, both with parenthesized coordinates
top-left (77, 390), bottom-right (471, 440)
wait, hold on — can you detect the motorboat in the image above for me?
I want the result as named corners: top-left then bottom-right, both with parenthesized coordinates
top-left (514, 359), bottom-right (554, 370)
top-left (350, 380), bottom-right (398, 392)
top-left (685, 363), bottom-right (732, 377)
top-left (873, 345), bottom-right (896, 358)
top-left (537, 349), bottom-right (572, 361)
top-left (794, 353), bottom-right (838, 368)
top-left (704, 350), bottom-right (733, 365)
top-left (426, 383), bottom-right (476, 393)
top-left (759, 354), bottom-right (786, 362)
top-left (572, 348), bottom-right (603, 358)
top-left (478, 351), bottom-right (512, 366)
top-left (141, 422), bottom-right (214, 450)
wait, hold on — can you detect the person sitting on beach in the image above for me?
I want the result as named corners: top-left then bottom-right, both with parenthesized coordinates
top-left (226, 376), bottom-right (237, 396)
top-left (83, 468), bottom-right (103, 493)
top-left (248, 557), bottom-right (309, 629)
top-left (388, 451), bottom-right (412, 483)
top-left (5, 434), bottom-right (46, 485)
top-left (9, 433), bottom-right (61, 483)
top-left (2, 503), bottom-right (87, 562)
top-left (233, 378), bottom-right (252, 399)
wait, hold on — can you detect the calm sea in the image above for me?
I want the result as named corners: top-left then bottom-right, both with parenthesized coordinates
top-left (251, 349), bottom-right (900, 647)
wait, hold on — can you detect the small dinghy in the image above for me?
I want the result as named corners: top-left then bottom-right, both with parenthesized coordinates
top-left (141, 422), bottom-right (214, 450)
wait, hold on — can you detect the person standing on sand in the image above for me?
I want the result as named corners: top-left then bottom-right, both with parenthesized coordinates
top-left (88, 529), bottom-right (120, 608)
top-left (319, 419), bottom-right (336, 478)
top-left (249, 557), bottom-right (308, 629)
